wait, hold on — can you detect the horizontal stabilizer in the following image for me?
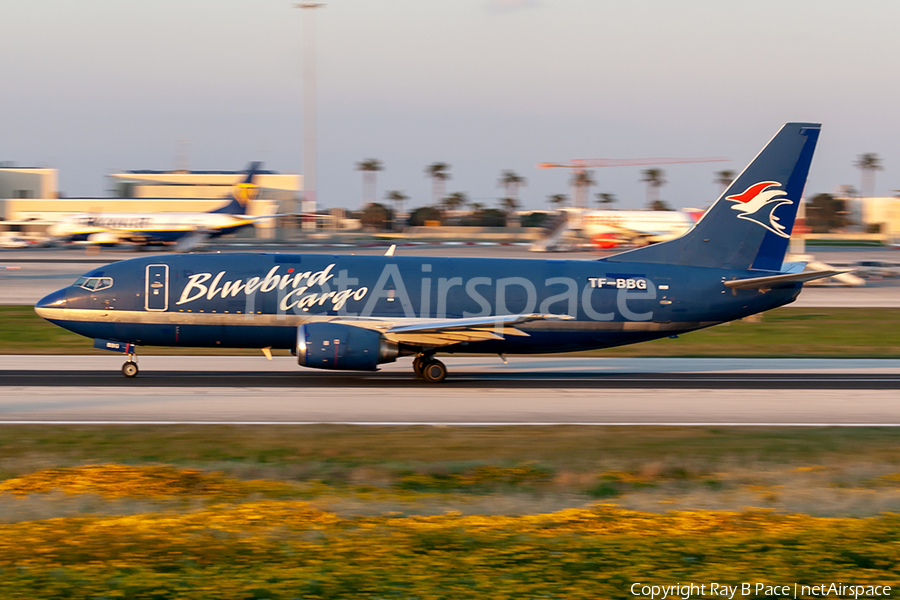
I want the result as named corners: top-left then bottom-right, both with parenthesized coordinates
top-left (724, 268), bottom-right (854, 290)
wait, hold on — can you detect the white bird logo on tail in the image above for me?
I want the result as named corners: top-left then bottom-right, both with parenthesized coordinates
top-left (726, 181), bottom-right (793, 238)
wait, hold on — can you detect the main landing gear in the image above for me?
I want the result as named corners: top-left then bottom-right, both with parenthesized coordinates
top-left (122, 352), bottom-right (139, 378)
top-left (413, 353), bottom-right (447, 383)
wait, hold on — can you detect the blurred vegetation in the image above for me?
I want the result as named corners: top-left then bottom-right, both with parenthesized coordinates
top-left (358, 202), bottom-right (394, 231)
top-left (459, 207), bottom-right (507, 227)
top-left (520, 211), bottom-right (550, 228)
top-left (1, 459), bottom-right (900, 597)
top-left (407, 206), bottom-right (445, 226)
top-left (4, 305), bottom-right (899, 356)
top-left (807, 193), bottom-right (851, 232)
top-left (2, 428), bottom-right (900, 595)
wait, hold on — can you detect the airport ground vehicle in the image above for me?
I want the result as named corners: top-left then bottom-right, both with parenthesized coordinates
top-left (853, 260), bottom-right (898, 278)
top-left (0, 234), bottom-right (34, 248)
top-left (35, 123), bottom-right (843, 382)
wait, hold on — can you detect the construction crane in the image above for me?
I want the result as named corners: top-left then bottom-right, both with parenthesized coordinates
top-left (538, 156), bottom-right (729, 208)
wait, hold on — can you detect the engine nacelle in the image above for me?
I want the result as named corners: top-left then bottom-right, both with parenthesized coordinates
top-left (297, 323), bottom-right (398, 371)
top-left (87, 232), bottom-right (122, 245)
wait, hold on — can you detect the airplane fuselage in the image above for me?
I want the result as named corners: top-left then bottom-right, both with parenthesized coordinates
top-left (35, 252), bottom-right (799, 355)
top-left (48, 213), bottom-right (255, 244)
top-left (34, 123), bottom-right (823, 382)
top-left (581, 210), bottom-right (693, 238)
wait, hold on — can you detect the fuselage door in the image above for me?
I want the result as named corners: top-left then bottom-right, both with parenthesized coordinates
top-left (145, 264), bottom-right (169, 311)
top-left (653, 276), bottom-right (680, 322)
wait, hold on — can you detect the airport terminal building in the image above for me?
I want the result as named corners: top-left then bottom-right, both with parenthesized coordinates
top-left (0, 165), bottom-right (301, 241)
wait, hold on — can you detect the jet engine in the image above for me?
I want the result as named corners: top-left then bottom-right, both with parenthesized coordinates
top-left (296, 323), bottom-right (398, 371)
top-left (87, 232), bottom-right (122, 245)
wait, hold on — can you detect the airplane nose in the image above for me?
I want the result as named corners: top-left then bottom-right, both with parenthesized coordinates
top-left (35, 288), bottom-right (68, 311)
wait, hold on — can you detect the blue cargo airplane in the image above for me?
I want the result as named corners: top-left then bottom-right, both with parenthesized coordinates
top-left (46, 163), bottom-right (275, 251)
top-left (35, 123), bottom-right (846, 382)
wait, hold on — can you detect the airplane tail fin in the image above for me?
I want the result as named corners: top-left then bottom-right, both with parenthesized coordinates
top-left (210, 162), bottom-right (263, 215)
top-left (607, 123), bottom-right (820, 271)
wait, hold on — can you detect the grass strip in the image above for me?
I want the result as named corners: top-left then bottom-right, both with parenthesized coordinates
top-left (5, 425), bottom-right (900, 477)
top-left (5, 426), bottom-right (900, 517)
top-left (3, 305), bottom-right (900, 356)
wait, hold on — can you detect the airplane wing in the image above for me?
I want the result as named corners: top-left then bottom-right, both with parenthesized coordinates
top-left (332, 313), bottom-right (574, 347)
top-left (241, 213), bottom-right (305, 222)
top-left (226, 213), bottom-right (315, 225)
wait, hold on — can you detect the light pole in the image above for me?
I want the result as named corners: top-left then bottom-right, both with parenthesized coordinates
top-left (295, 2), bottom-right (324, 231)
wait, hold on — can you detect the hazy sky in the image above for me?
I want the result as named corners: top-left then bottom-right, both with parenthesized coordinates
top-left (3, 0), bottom-right (900, 210)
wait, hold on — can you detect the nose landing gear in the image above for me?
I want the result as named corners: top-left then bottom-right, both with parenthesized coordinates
top-left (122, 352), bottom-right (139, 378)
top-left (413, 353), bottom-right (447, 383)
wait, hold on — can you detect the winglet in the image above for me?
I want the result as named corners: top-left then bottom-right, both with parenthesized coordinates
top-left (384, 244), bottom-right (396, 257)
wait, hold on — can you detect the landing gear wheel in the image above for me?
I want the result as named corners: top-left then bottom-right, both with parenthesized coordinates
top-left (122, 361), bottom-right (139, 378)
top-left (413, 355), bottom-right (427, 378)
top-left (421, 359), bottom-right (447, 383)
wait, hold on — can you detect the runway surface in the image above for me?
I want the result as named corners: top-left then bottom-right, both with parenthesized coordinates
top-left (2, 356), bottom-right (899, 425)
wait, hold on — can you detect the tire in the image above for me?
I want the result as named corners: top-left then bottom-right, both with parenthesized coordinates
top-left (421, 359), bottom-right (447, 383)
top-left (412, 355), bottom-right (426, 377)
top-left (122, 361), bottom-right (139, 378)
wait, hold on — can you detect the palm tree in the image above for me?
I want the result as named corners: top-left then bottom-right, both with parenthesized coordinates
top-left (440, 192), bottom-right (467, 226)
top-left (442, 191), bottom-right (468, 212)
top-left (356, 158), bottom-right (383, 208)
top-left (855, 153), bottom-right (883, 197)
top-left (500, 196), bottom-right (520, 227)
top-left (385, 190), bottom-right (408, 231)
top-left (548, 193), bottom-right (568, 208)
top-left (466, 201), bottom-right (485, 227)
top-left (641, 168), bottom-right (667, 206)
top-left (839, 185), bottom-right (858, 198)
top-left (424, 162), bottom-right (451, 205)
top-left (596, 192), bottom-right (617, 207)
top-left (498, 170), bottom-right (527, 206)
top-left (714, 170), bottom-right (735, 193)
top-left (570, 170), bottom-right (596, 208)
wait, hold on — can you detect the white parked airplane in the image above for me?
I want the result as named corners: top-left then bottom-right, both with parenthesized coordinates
top-left (532, 207), bottom-right (703, 251)
top-left (46, 163), bottom-right (279, 251)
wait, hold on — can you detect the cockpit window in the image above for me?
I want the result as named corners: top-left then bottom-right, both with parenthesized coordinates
top-left (75, 276), bottom-right (113, 291)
